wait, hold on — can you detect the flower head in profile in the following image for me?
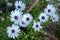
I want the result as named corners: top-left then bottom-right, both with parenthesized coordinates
top-left (50, 14), bottom-right (59, 22)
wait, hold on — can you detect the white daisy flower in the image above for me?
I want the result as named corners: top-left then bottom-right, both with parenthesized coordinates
top-left (50, 14), bottom-right (59, 22)
top-left (32, 21), bottom-right (42, 31)
top-left (39, 12), bottom-right (49, 23)
top-left (14, 1), bottom-right (26, 11)
top-left (10, 10), bottom-right (23, 24)
top-left (19, 13), bottom-right (33, 27)
top-left (7, 24), bottom-right (20, 39)
top-left (44, 4), bottom-right (56, 16)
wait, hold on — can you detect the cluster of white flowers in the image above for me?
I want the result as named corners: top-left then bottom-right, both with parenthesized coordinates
top-left (39, 4), bottom-right (59, 23)
top-left (7, 0), bottom-right (59, 39)
top-left (7, 0), bottom-right (33, 39)
top-left (44, 4), bottom-right (59, 22)
top-left (33, 4), bottom-right (59, 32)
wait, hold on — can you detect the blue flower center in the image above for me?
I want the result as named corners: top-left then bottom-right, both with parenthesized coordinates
top-left (42, 16), bottom-right (45, 19)
top-left (53, 18), bottom-right (55, 20)
top-left (48, 9), bottom-right (51, 12)
top-left (12, 29), bottom-right (15, 33)
top-left (26, 17), bottom-right (30, 21)
top-left (18, 6), bottom-right (21, 9)
top-left (36, 25), bottom-right (38, 27)
top-left (14, 16), bottom-right (18, 20)
top-left (22, 21), bottom-right (25, 24)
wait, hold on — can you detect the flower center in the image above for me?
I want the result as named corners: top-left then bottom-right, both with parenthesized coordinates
top-left (48, 9), bottom-right (51, 12)
top-left (36, 25), bottom-right (38, 27)
top-left (53, 18), bottom-right (55, 20)
top-left (18, 6), bottom-right (21, 9)
top-left (12, 29), bottom-right (15, 33)
top-left (22, 21), bottom-right (25, 24)
top-left (42, 16), bottom-right (45, 19)
top-left (26, 17), bottom-right (30, 21)
top-left (14, 16), bottom-right (18, 20)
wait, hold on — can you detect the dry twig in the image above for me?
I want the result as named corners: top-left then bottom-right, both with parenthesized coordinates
top-left (25, 0), bottom-right (39, 13)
